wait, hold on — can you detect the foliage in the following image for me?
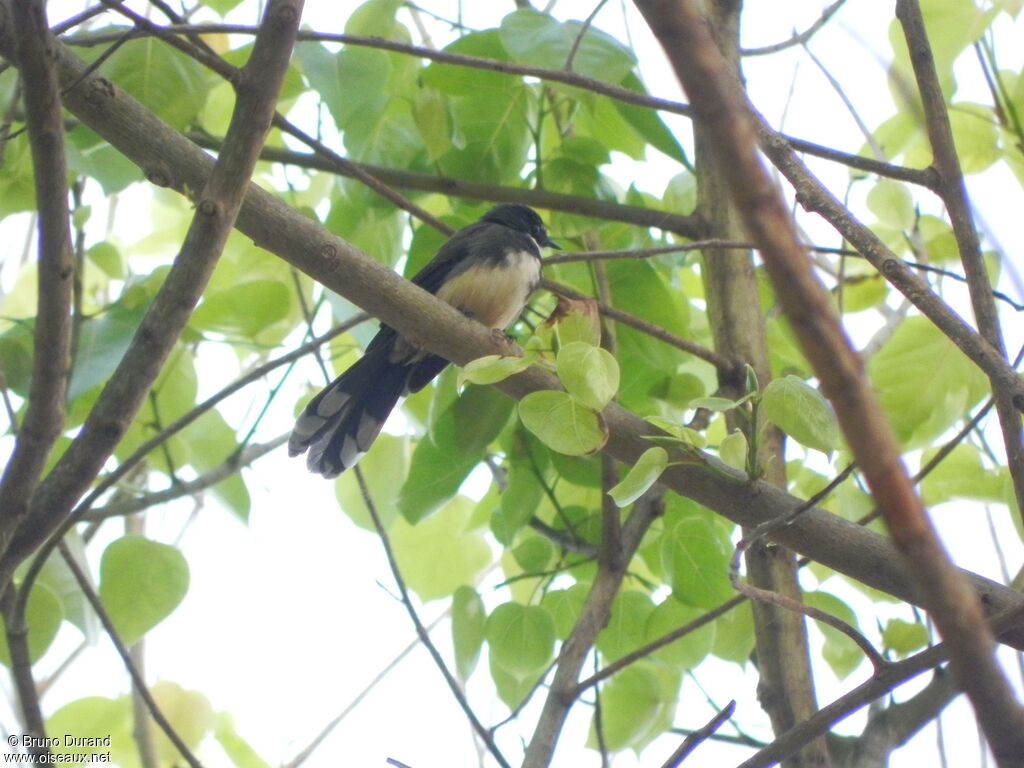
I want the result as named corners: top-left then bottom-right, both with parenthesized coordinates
top-left (0, 0), bottom-right (1022, 766)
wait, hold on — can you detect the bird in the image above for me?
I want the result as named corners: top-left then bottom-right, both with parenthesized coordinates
top-left (289, 204), bottom-right (560, 478)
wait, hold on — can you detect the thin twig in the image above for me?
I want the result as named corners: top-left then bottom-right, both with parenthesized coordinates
top-left (284, 612), bottom-right (449, 768)
top-left (354, 467), bottom-right (512, 768)
top-left (57, 540), bottom-right (204, 768)
top-left (659, 700), bottom-right (736, 768)
top-left (741, 0), bottom-right (847, 56)
top-left (543, 278), bottom-right (738, 374)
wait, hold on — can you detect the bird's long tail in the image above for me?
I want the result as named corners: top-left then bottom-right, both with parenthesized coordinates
top-left (288, 344), bottom-right (408, 478)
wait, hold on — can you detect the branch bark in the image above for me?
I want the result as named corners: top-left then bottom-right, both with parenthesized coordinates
top-left (521, 490), bottom-right (663, 768)
top-left (0, 0), bottom-right (305, 584)
top-left (0, 0), bottom-right (73, 558)
top-left (688, 4), bottom-right (825, 765)
top-left (631, 0), bottom-right (1024, 763)
top-left (4, 5), bottom-right (1024, 661)
top-left (894, 0), bottom-right (1024, 522)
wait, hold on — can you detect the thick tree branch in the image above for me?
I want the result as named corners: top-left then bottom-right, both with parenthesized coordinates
top-left (0, 0), bottom-right (304, 585)
top-left (632, 0), bottom-right (1024, 763)
top-left (843, 670), bottom-right (957, 768)
top-left (895, 0), bottom-right (1024, 522)
top-left (690, 5), bottom-right (825, 763)
top-left (0, 587), bottom-right (48, 760)
top-left (0, 0), bottom-right (74, 558)
top-left (5, 10), bottom-right (1024, 657)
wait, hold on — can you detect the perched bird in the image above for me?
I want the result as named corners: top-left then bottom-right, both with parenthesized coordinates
top-left (289, 204), bottom-right (559, 478)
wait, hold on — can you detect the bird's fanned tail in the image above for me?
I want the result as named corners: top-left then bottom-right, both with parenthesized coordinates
top-left (288, 344), bottom-right (408, 478)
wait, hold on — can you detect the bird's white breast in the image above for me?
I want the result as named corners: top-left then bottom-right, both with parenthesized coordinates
top-left (435, 249), bottom-right (541, 330)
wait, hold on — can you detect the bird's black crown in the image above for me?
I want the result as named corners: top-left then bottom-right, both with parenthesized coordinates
top-left (482, 204), bottom-right (559, 249)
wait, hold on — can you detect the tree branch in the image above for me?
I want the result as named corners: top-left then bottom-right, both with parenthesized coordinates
top-left (64, 21), bottom-right (940, 189)
top-left (0, 0), bottom-right (74, 558)
top-left (354, 467), bottom-right (511, 768)
top-left (186, 131), bottom-right (702, 237)
top-left (57, 540), bottom-right (203, 768)
top-left (0, 0), bottom-right (304, 585)
top-left (522, 489), bottom-right (663, 767)
top-left (633, 0), bottom-right (1024, 762)
top-left (895, 0), bottom-right (1024, 523)
top-left (7, 10), bottom-right (1024, 655)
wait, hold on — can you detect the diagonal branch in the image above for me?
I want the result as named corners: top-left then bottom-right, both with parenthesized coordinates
top-left (632, 0), bottom-right (1024, 762)
top-left (0, 0), bottom-right (74, 556)
top-left (522, 489), bottom-right (664, 768)
top-left (6, 8), bottom-right (1024, 657)
top-left (894, 0), bottom-right (1024, 523)
top-left (0, 0), bottom-right (305, 585)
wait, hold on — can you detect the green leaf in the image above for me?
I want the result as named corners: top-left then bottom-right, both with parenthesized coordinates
top-left (191, 280), bottom-right (291, 339)
top-left (46, 697), bottom-right (133, 763)
top-left (499, 10), bottom-right (636, 82)
top-left (0, 582), bottom-right (63, 666)
top-left (762, 376), bottom-right (840, 453)
top-left (518, 390), bottom-right (609, 456)
top-left (458, 353), bottom-right (534, 386)
top-left (399, 385), bottom-right (512, 522)
top-left (485, 602), bottom-right (556, 678)
top-left (452, 586), bottom-right (487, 680)
top-left (660, 513), bottom-right (733, 609)
top-left (66, 127), bottom-right (142, 194)
top-left (608, 447), bottom-right (667, 507)
top-left (422, 31), bottom-right (514, 96)
top-left (804, 591), bottom-right (864, 680)
top-left (413, 85), bottom-right (452, 161)
top-left (590, 665), bottom-right (663, 752)
top-left (512, 535), bottom-right (555, 573)
top-left (614, 73), bottom-right (689, 165)
top-left (718, 429), bottom-right (748, 472)
top-left (689, 396), bottom-right (738, 412)
top-left (882, 618), bottom-right (929, 656)
top-left (541, 583), bottom-right (590, 639)
top-left (552, 300), bottom-right (602, 347)
top-left (921, 444), bottom-right (1007, 505)
top-left (866, 179), bottom-right (915, 229)
top-left (711, 601), bottom-right (756, 664)
top-left (645, 598), bottom-right (716, 669)
top-left (214, 713), bottom-right (271, 768)
top-left (336, 434), bottom-right (407, 531)
top-left (68, 303), bottom-right (147, 401)
top-left (390, 497), bottom-right (491, 601)
top-left (556, 341), bottom-right (620, 410)
top-left (950, 102), bottom-right (1000, 173)
top-left (596, 590), bottom-right (654, 662)
top-left (494, 457), bottom-right (544, 542)
top-left (90, 34), bottom-right (210, 130)
top-left (150, 682), bottom-right (214, 764)
top-left (868, 316), bottom-right (988, 448)
top-left (98, 536), bottom-right (190, 646)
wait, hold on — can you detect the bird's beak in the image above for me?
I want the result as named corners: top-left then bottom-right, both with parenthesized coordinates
top-left (543, 236), bottom-right (561, 250)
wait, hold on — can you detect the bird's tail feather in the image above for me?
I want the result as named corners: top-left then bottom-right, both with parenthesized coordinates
top-left (289, 345), bottom-right (407, 478)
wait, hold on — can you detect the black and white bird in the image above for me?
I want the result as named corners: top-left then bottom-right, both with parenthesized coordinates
top-left (289, 204), bottom-right (559, 478)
